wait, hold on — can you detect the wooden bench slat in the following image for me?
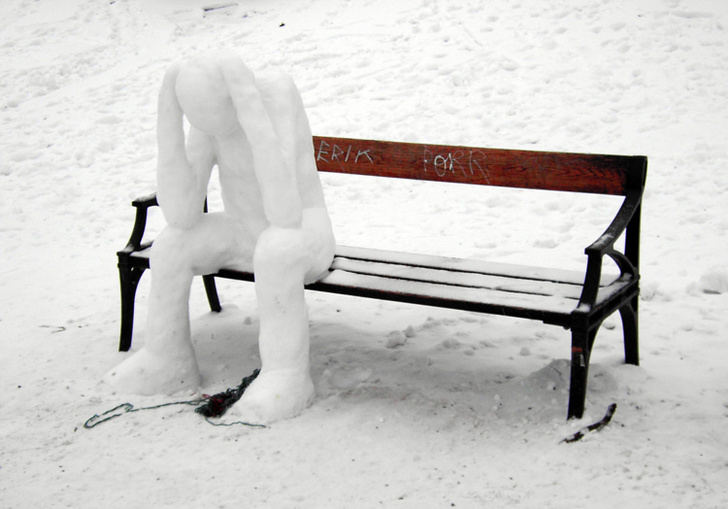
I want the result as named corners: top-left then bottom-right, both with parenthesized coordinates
top-left (314, 136), bottom-right (645, 196)
top-left (128, 250), bottom-right (629, 315)
top-left (321, 269), bottom-right (581, 315)
top-left (129, 245), bottom-right (620, 289)
top-left (334, 245), bottom-right (619, 287)
top-left (321, 264), bottom-right (631, 314)
top-left (331, 257), bottom-right (586, 300)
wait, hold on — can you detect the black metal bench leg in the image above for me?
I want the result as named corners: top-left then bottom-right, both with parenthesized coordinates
top-left (567, 327), bottom-right (598, 419)
top-left (118, 263), bottom-right (147, 352)
top-left (620, 297), bottom-right (639, 366)
top-left (203, 275), bottom-right (222, 313)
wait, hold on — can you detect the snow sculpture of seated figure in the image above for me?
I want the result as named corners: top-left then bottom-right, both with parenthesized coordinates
top-left (105, 54), bottom-right (335, 424)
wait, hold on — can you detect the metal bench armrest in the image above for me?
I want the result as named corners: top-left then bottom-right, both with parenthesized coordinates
top-left (578, 190), bottom-right (643, 309)
top-left (119, 192), bottom-right (158, 255)
top-left (584, 190), bottom-right (641, 257)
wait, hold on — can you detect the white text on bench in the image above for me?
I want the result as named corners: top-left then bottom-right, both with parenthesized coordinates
top-left (423, 148), bottom-right (489, 181)
top-left (316, 140), bottom-right (374, 164)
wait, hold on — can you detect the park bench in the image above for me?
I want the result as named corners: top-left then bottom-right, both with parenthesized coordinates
top-left (116, 135), bottom-right (647, 419)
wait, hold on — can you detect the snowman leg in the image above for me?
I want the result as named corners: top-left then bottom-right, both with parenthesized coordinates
top-left (105, 214), bottom-right (253, 395)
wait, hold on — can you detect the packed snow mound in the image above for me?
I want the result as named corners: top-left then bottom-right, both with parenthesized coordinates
top-left (694, 267), bottom-right (728, 295)
top-left (492, 359), bottom-right (617, 421)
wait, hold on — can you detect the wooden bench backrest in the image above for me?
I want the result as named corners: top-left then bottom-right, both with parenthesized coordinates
top-left (313, 136), bottom-right (647, 196)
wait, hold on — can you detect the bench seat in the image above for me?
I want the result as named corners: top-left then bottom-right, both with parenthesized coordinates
top-left (323, 246), bottom-right (632, 322)
top-left (126, 244), bottom-right (632, 327)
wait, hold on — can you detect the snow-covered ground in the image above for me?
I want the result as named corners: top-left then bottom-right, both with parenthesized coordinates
top-left (2, 0), bottom-right (727, 507)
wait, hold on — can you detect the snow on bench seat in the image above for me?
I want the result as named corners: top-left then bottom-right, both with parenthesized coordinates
top-left (316, 246), bottom-right (629, 320)
top-left (332, 245), bottom-right (620, 287)
top-left (129, 244), bottom-right (628, 318)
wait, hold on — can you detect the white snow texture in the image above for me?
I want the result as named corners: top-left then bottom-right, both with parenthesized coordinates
top-left (1, 0), bottom-right (727, 508)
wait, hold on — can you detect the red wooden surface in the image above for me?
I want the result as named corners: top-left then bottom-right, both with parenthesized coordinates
top-left (313, 136), bottom-right (646, 196)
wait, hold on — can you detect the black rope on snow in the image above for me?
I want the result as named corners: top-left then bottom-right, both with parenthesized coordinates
top-left (561, 403), bottom-right (617, 443)
top-left (84, 369), bottom-right (265, 429)
top-left (194, 369), bottom-right (260, 418)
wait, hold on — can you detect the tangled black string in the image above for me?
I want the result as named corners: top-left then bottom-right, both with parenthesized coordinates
top-left (84, 369), bottom-right (265, 429)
